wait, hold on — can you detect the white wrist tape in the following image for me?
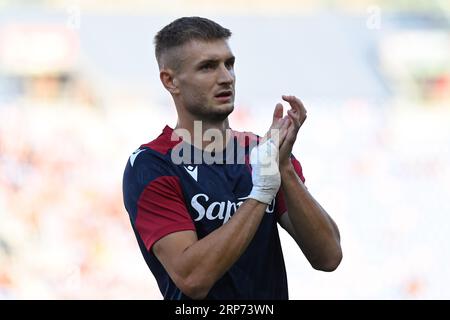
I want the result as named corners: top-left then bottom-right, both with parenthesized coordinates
top-left (248, 139), bottom-right (281, 204)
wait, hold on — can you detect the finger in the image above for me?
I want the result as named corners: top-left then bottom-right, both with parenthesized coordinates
top-left (277, 116), bottom-right (291, 146)
top-left (263, 116), bottom-right (285, 141)
top-left (279, 120), bottom-right (293, 149)
top-left (267, 116), bottom-right (289, 147)
top-left (282, 94), bottom-right (299, 104)
top-left (282, 95), bottom-right (304, 114)
top-left (272, 103), bottom-right (284, 126)
top-left (282, 95), bottom-right (299, 110)
top-left (280, 115), bottom-right (291, 133)
top-left (282, 95), bottom-right (296, 104)
top-left (287, 109), bottom-right (300, 126)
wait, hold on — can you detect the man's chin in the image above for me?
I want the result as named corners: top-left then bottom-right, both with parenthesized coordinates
top-left (209, 104), bottom-right (234, 121)
top-left (218, 102), bottom-right (234, 113)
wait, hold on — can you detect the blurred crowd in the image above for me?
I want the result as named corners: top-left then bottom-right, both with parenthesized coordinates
top-left (0, 100), bottom-right (163, 298)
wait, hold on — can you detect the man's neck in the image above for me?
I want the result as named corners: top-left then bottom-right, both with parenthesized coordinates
top-left (174, 118), bottom-right (232, 151)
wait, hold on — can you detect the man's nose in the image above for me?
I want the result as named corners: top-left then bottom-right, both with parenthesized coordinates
top-left (217, 64), bottom-right (234, 85)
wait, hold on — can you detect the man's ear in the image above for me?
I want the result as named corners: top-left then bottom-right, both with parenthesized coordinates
top-left (160, 69), bottom-right (179, 94)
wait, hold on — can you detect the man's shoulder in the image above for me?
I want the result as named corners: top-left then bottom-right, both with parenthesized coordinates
top-left (140, 125), bottom-right (181, 156)
top-left (123, 146), bottom-right (177, 195)
top-left (124, 126), bottom-right (177, 174)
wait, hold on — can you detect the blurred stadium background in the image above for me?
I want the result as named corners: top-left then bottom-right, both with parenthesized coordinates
top-left (0, 0), bottom-right (449, 299)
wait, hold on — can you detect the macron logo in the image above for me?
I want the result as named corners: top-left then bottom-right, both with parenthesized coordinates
top-left (129, 148), bottom-right (145, 167)
top-left (184, 165), bottom-right (198, 181)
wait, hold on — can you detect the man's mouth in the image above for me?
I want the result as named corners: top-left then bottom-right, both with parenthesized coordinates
top-left (214, 90), bottom-right (233, 102)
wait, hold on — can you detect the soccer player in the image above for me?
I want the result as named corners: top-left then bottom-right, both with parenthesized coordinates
top-left (122, 17), bottom-right (342, 300)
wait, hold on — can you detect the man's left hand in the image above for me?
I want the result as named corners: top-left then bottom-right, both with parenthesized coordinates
top-left (278, 95), bottom-right (307, 169)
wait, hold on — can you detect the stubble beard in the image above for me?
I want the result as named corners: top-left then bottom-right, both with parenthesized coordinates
top-left (187, 101), bottom-right (234, 123)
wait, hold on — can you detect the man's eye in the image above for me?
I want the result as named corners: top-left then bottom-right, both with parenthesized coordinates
top-left (201, 64), bottom-right (214, 70)
top-left (225, 62), bottom-right (234, 69)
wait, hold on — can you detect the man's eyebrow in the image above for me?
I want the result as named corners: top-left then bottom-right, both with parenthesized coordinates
top-left (196, 55), bottom-right (235, 65)
top-left (226, 56), bottom-right (235, 63)
top-left (197, 58), bottom-right (219, 66)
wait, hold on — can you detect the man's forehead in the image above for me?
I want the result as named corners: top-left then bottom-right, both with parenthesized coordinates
top-left (182, 39), bottom-right (234, 62)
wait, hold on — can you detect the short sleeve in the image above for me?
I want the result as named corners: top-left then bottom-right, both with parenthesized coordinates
top-left (135, 175), bottom-right (196, 252)
top-left (275, 155), bottom-right (306, 219)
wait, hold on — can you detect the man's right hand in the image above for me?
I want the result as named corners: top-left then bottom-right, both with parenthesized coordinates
top-left (248, 104), bottom-right (290, 204)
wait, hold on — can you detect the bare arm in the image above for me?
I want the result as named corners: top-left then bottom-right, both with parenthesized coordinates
top-left (276, 95), bottom-right (342, 271)
top-left (153, 199), bottom-right (267, 299)
top-left (279, 166), bottom-right (342, 271)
